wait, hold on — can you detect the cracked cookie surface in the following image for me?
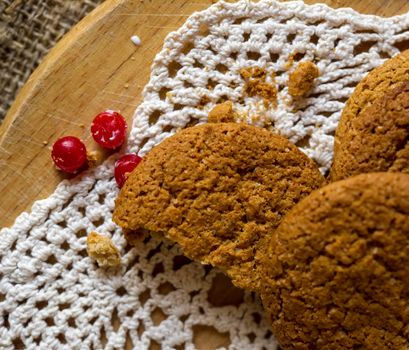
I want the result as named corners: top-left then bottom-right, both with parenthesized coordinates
top-left (113, 123), bottom-right (325, 291)
top-left (331, 49), bottom-right (409, 181)
top-left (260, 173), bottom-right (409, 350)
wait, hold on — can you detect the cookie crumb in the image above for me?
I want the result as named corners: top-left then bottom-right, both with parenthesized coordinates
top-left (240, 67), bottom-right (266, 80)
top-left (87, 151), bottom-right (99, 167)
top-left (87, 231), bottom-right (121, 268)
top-left (199, 95), bottom-right (211, 108)
top-left (79, 123), bottom-right (85, 129)
top-left (42, 141), bottom-right (48, 146)
top-left (240, 67), bottom-right (277, 107)
top-left (208, 101), bottom-right (235, 123)
top-left (166, 91), bottom-right (174, 102)
top-left (288, 61), bottom-right (319, 98)
top-left (124, 83), bottom-right (130, 89)
top-left (245, 80), bottom-right (277, 107)
top-left (284, 52), bottom-right (296, 70)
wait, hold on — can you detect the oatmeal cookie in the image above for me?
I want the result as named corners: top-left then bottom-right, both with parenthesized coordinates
top-left (330, 82), bottom-right (409, 180)
top-left (113, 123), bottom-right (325, 291)
top-left (260, 173), bottom-right (409, 350)
top-left (331, 49), bottom-right (409, 181)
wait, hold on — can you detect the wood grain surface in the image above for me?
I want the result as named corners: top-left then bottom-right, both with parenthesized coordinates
top-left (1, 0), bottom-right (409, 228)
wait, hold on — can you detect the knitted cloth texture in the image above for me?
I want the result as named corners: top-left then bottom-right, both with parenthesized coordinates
top-left (2, 1), bottom-right (409, 349)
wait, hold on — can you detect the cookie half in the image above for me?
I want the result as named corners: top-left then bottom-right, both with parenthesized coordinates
top-left (113, 123), bottom-right (325, 291)
top-left (260, 172), bottom-right (409, 350)
top-left (331, 49), bottom-right (409, 181)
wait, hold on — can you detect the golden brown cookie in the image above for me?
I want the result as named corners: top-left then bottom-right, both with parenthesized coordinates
top-left (330, 82), bottom-right (409, 180)
top-left (260, 173), bottom-right (409, 350)
top-left (113, 123), bottom-right (325, 291)
top-left (331, 49), bottom-right (409, 181)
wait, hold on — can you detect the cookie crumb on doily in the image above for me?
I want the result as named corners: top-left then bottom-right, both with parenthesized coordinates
top-left (208, 101), bottom-right (236, 123)
top-left (199, 95), bottom-right (211, 108)
top-left (240, 67), bottom-right (266, 80)
top-left (284, 53), bottom-right (296, 70)
top-left (288, 61), bottom-right (319, 98)
top-left (87, 151), bottom-right (99, 167)
top-left (87, 232), bottom-right (121, 267)
top-left (240, 67), bottom-right (277, 107)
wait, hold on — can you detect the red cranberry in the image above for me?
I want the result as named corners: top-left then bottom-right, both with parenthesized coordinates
top-left (114, 154), bottom-right (142, 188)
top-left (91, 110), bottom-right (127, 149)
top-left (51, 136), bottom-right (87, 173)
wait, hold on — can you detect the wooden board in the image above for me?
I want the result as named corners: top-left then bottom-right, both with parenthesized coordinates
top-left (1, 0), bottom-right (409, 227)
top-left (1, 1), bottom-right (409, 348)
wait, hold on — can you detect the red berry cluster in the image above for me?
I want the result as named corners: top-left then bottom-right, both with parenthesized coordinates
top-left (51, 110), bottom-right (141, 188)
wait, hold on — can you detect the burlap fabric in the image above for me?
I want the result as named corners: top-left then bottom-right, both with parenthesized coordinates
top-left (0, 0), bottom-right (106, 122)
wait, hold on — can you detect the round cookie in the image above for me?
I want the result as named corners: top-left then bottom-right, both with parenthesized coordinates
top-left (113, 122), bottom-right (325, 291)
top-left (330, 82), bottom-right (409, 179)
top-left (331, 49), bottom-right (409, 181)
top-left (260, 173), bottom-right (409, 350)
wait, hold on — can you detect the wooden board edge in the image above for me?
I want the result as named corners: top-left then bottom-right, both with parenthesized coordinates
top-left (0, 0), bottom-right (125, 143)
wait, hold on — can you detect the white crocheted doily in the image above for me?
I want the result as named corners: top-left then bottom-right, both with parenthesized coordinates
top-left (2, 1), bottom-right (409, 349)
